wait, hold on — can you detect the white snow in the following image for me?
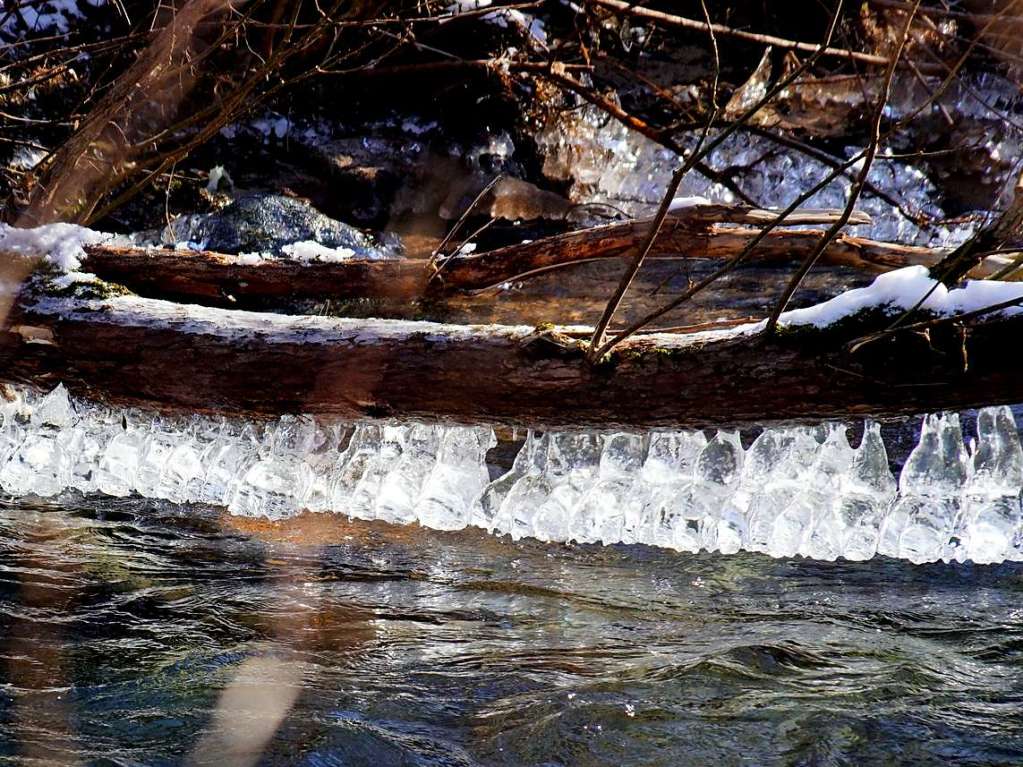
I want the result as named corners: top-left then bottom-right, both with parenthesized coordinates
top-left (49, 270), bottom-right (103, 291)
top-left (443, 1), bottom-right (546, 44)
top-left (206, 165), bottom-right (232, 193)
top-left (280, 241), bottom-right (358, 263)
top-left (668, 195), bottom-right (711, 212)
top-left (233, 252), bottom-right (269, 266)
top-left (173, 241), bottom-right (208, 252)
top-left (446, 0), bottom-right (492, 11)
top-left (1, 0), bottom-right (84, 37)
top-left (484, 9), bottom-right (547, 44)
top-left (0, 222), bottom-right (110, 271)
top-left (779, 265), bottom-right (1023, 328)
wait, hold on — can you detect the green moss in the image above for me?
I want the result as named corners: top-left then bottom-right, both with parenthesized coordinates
top-left (46, 276), bottom-right (134, 300)
top-left (23, 263), bottom-right (133, 300)
top-left (772, 306), bottom-right (931, 348)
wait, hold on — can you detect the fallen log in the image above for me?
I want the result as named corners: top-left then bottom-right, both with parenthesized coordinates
top-left (83, 205), bottom-right (877, 301)
top-left (81, 222), bottom-right (966, 306)
top-left (4, 287), bottom-right (1023, 429)
top-left (81, 224), bottom-right (1011, 307)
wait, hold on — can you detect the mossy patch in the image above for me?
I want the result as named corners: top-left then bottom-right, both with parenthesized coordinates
top-left (31, 267), bottom-right (134, 301)
top-left (773, 306), bottom-right (941, 350)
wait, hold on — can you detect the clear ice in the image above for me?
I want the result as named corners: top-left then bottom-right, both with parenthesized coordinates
top-left (3, 383), bottom-right (1023, 565)
top-left (534, 70), bottom-right (1023, 248)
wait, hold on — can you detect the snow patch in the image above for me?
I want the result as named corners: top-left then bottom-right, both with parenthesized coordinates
top-left (0, 223), bottom-right (111, 272)
top-left (779, 266), bottom-right (1023, 328)
top-left (233, 252), bottom-right (269, 266)
top-left (49, 271), bottom-right (103, 291)
top-left (484, 9), bottom-right (547, 44)
top-left (445, 0), bottom-right (492, 11)
top-left (2, 0), bottom-right (84, 37)
top-left (280, 241), bottom-right (358, 263)
top-left (206, 165), bottom-right (232, 193)
top-left (668, 195), bottom-right (711, 212)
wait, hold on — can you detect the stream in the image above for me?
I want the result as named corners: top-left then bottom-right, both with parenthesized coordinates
top-left (2, 496), bottom-right (1023, 766)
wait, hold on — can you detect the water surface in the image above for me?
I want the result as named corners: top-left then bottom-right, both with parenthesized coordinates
top-left (0, 496), bottom-right (1021, 766)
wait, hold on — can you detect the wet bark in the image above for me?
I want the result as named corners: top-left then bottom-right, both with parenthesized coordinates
top-left (3, 290), bottom-right (1023, 429)
top-left (79, 210), bottom-right (1006, 306)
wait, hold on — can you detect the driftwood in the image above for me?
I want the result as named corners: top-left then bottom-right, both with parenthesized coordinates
top-left (76, 206), bottom-right (1006, 306)
top-left (3, 289), bottom-right (1023, 429)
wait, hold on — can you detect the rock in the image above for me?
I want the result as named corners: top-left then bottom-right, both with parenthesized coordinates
top-left (150, 194), bottom-right (403, 258)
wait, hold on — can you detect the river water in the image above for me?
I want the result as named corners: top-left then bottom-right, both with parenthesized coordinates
top-left (1, 495), bottom-right (1021, 766)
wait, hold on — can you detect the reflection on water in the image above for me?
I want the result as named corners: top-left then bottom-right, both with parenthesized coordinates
top-left (0, 495), bottom-right (1022, 766)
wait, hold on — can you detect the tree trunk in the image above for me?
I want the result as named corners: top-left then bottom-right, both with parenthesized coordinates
top-left (3, 289), bottom-right (1022, 429)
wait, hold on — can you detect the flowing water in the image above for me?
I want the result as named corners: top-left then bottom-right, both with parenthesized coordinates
top-left (1, 496), bottom-right (1022, 766)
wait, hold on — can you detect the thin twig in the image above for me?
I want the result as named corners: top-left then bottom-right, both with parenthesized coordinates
top-left (589, 153), bottom-right (866, 359)
top-left (762, 1), bottom-right (921, 336)
top-left (587, 0), bottom-right (891, 66)
top-left (431, 174), bottom-right (504, 269)
top-left (585, 0), bottom-right (847, 359)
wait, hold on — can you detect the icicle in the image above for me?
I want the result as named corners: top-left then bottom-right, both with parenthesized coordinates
top-left (416, 425), bottom-right (495, 531)
top-left (376, 424), bottom-right (441, 524)
top-left (573, 432), bottom-right (646, 544)
top-left (880, 413), bottom-right (970, 564)
top-left (6, 382), bottom-right (1023, 565)
top-left (957, 407), bottom-right (1023, 564)
top-left (492, 432), bottom-right (552, 541)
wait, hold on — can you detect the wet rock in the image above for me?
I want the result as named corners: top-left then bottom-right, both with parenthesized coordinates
top-left (148, 194), bottom-right (403, 258)
top-left (305, 136), bottom-right (420, 226)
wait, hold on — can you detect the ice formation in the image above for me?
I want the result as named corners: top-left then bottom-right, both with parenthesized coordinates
top-left (0, 384), bottom-right (496, 529)
top-left (534, 73), bottom-right (1023, 248)
top-left (3, 383), bottom-right (1023, 565)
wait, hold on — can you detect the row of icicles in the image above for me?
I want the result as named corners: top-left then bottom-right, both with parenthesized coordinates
top-left (0, 384), bottom-right (1021, 564)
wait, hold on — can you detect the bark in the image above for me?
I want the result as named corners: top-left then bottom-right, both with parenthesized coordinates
top-left (3, 289), bottom-right (1023, 429)
top-left (77, 206), bottom-right (1007, 306)
top-left (930, 171), bottom-right (1023, 286)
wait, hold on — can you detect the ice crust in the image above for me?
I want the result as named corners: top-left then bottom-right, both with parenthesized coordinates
top-left (3, 383), bottom-right (1023, 565)
top-left (534, 80), bottom-right (1023, 247)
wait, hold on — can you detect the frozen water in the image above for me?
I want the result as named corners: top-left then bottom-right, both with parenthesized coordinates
top-left (416, 426), bottom-right (495, 531)
top-left (534, 77), bottom-right (1023, 247)
top-left (3, 383), bottom-right (1023, 564)
top-left (958, 406), bottom-right (1023, 564)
